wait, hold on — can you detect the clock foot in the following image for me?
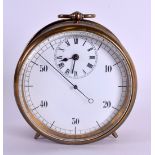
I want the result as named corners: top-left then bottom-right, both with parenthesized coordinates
top-left (112, 131), bottom-right (118, 138)
top-left (34, 132), bottom-right (40, 139)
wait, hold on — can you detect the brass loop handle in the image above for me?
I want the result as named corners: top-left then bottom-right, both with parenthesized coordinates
top-left (58, 11), bottom-right (96, 22)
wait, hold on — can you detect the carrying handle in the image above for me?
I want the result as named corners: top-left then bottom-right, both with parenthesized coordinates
top-left (58, 11), bottom-right (96, 22)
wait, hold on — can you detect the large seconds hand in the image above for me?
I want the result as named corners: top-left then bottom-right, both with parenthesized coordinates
top-left (38, 53), bottom-right (94, 104)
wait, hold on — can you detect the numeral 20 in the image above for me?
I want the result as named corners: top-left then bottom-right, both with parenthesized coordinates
top-left (103, 101), bottom-right (111, 108)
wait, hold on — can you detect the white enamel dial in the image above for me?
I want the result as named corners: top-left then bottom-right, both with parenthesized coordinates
top-left (18, 31), bottom-right (131, 136)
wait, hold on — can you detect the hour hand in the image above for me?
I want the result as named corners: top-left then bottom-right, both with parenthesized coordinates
top-left (60, 58), bottom-right (69, 62)
top-left (60, 54), bottom-right (79, 62)
top-left (60, 57), bottom-right (72, 62)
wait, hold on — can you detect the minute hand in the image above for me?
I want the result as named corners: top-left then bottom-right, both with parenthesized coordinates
top-left (38, 53), bottom-right (93, 103)
top-left (71, 60), bottom-right (76, 74)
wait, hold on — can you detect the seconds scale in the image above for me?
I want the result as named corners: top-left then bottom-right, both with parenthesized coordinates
top-left (14, 11), bottom-right (137, 144)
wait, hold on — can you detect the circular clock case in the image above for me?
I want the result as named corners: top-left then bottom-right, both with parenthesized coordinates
top-left (14, 12), bottom-right (137, 144)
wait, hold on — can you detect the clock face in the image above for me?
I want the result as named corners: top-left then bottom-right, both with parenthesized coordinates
top-left (54, 36), bottom-right (98, 79)
top-left (18, 31), bottom-right (132, 139)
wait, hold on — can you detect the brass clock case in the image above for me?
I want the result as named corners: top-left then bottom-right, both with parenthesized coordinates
top-left (14, 12), bottom-right (137, 144)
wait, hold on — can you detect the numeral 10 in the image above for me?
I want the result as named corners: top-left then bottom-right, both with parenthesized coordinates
top-left (105, 65), bottom-right (112, 72)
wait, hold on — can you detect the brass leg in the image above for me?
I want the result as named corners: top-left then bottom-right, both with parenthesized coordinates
top-left (34, 132), bottom-right (40, 139)
top-left (112, 131), bottom-right (118, 138)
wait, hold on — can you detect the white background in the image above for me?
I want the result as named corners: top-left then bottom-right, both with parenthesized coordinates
top-left (3, 0), bottom-right (150, 155)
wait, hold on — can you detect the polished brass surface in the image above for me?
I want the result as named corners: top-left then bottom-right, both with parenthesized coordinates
top-left (14, 12), bottom-right (137, 144)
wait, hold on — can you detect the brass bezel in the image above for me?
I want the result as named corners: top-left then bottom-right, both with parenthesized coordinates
top-left (14, 19), bottom-right (137, 144)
